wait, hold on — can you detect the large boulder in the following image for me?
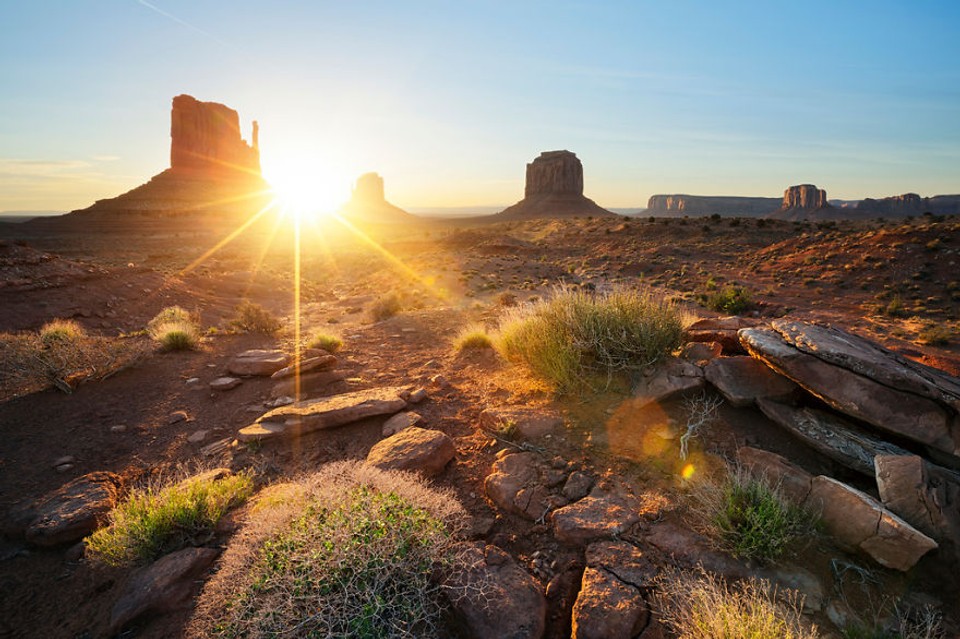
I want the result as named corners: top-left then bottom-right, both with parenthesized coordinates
top-left (632, 357), bottom-right (704, 409)
top-left (484, 451), bottom-right (554, 521)
top-left (705, 356), bottom-right (799, 407)
top-left (741, 324), bottom-right (955, 456)
top-left (805, 476), bottom-right (938, 571)
top-left (24, 472), bottom-right (122, 546)
top-left (365, 427), bottom-right (455, 477)
top-left (875, 454), bottom-right (960, 546)
top-left (238, 387), bottom-right (407, 441)
top-left (552, 487), bottom-right (641, 545)
top-left (572, 566), bottom-right (648, 639)
top-left (442, 543), bottom-right (546, 639)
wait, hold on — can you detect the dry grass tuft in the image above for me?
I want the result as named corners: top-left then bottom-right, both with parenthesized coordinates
top-left (494, 285), bottom-right (684, 393)
top-left (307, 331), bottom-right (343, 353)
top-left (453, 324), bottom-right (494, 353)
top-left (231, 301), bottom-right (281, 334)
top-left (368, 292), bottom-right (402, 322)
top-left (656, 567), bottom-right (820, 639)
top-left (188, 461), bottom-right (467, 639)
top-left (39, 318), bottom-right (86, 345)
top-left (147, 306), bottom-right (200, 351)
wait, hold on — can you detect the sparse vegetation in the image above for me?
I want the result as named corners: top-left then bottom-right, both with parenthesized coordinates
top-left (453, 324), bottom-right (494, 352)
top-left (494, 286), bottom-right (684, 393)
top-left (704, 285), bottom-right (754, 315)
top-left (691, 468), bottom-right (818, 563)
top-left (231, 301), bottom-right (281, 333)
top-left (368, 291), bottom-right (402, 322)
top-left (39, 319), bottom-right (86, 346)
top-left (189, 461), bottom-right (466, 639)
top-left (655, 567), bottom-right (820, 639)
top-left (917, 322), bottom-right (952, 346)
top-left (87, 469), bottom-right (254, 567)
top-left (307, 331), bottom-right (343, 353)
top-left (147, 306), bottom-right (200, 351)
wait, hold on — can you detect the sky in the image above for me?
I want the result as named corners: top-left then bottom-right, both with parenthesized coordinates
top-left (1, 1), bottom-right (959, 212)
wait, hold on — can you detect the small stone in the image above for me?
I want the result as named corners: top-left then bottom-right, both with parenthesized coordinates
top-left (209, 377), bottom-right (242, 391)
top-left (382, 411), bottom-right (422, 436)
top-left (185, 377), bottom-right (200, 385)
top-left (55, 464), bottom-right (75, 473)
top-left (110, 424), bottom-right (127, 433)
top-left (266, 396), bottom-right (294, 408)
top-left (168, 411), bottom-right (189, 425)
top-left (408, 388), bottom-right (428, 403)
top-left (187, 430), bottom-right (208, 443)
top-left (366, 427), bottom-right (455, 477)
top-left (25, 472), bottom-right (122, 546)
top-left (562, 471), bottom-right (594, 501)
top-left (52, 456), bottom-right (76, 469)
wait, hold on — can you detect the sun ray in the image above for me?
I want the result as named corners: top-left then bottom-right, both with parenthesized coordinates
top-left (178, 198), bottom-right (279, 276)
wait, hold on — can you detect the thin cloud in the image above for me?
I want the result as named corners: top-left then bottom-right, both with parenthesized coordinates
top-left (135, 0), bottom-right (231, 49)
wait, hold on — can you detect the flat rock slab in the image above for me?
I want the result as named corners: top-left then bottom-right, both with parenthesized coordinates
top-left (238, 386), bottom-right (407, 442)
top-left (737, 446), bottom-right (814, 504)
top-left (552, 488), bottom-right (641, 545)
top-left (365, 427), bottom-right (455, 477)
top-left (480, 407), bottom-right (562, 439)
top-left (757, 399), bottom-right (911, 476)
top-left (741, 327), bottom-right (954, 455)
top-left (686, 316), bottom-right (760, 355)
top-left (633, 357), bottom-right (704, 409)
top-left (270, 354), bottom-right (338, 379)
top-left (585, 540), bottom-right (657, 589)
top-left (805, 475), bottom-right (937, 571)
top-left (227, 349), bottom-right (288, 377)
top-left (644, 521), bottom-right (748, 578)
top-left (572, 566), bottom-right (648, 639)
top-left (209, 377), bottom-right (241, 391)
top-left (875, 454), bottom-right (960, 545)
top-left (110, 547), bottom-right (219, 634)
top-left (269, 370), bottom-right (345, 399)
top-left (442, 543), bottom-right (546, 639)
top-left (704, 356), bottom-right (799, 407)
top-left (680, 341), bottom-right (723, 364)
top-left (25, 471), bottom-right (122, 546)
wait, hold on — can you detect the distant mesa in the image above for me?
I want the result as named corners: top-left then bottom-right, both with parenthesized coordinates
top-left (646, 195), bottom-right (780, 218)
top-left (338, 172), bottom-right (415, 223)
top-left (766, 184), bottom-right (832, 221)
top-left (855, 193), bottom-right (960, 217)
top-left (496, 150), bottom-right (614, 219)
top-left (69, 94), bottom-right (269, 218)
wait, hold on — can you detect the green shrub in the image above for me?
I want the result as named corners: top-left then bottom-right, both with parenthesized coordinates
top-left (453, 324), bottom-right (494, 352)
top-left (917, 323), bottom-right (952, 346)
top-left (147, 306), bottom-right (200, 351)
top-left (39, 319), bottom-right (86, 346)
top-left (705, 285), bottom-right (753, 315)
top-left (692, 470), bottom-right (818, 563)
top-left (656, 568), bottom-right (820, 639)
top-left (87, 469), bottom-right (253, 567)
top-left (494, 286), bottom-right (684, 393)
top-left (188, 461), bottom-right (466, 639)
top-left (231, 301), bottom-right (281, 333)
top-left (307, 331), bottom-right (343, 353)
top-left (368, 292), bottom-right (402, 322)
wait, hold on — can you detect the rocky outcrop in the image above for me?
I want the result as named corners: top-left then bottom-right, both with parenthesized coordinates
top-left (497, 151), bottom-right (614, 219)
top-left (170, 94), bottom-right (260, 175)
top-left (856, 193), bottom-right (960, 217)
top-left (646, 195), bottom-right (780, 217)
top-left (365, 427), bottom-right (455, 477)
top-left (704, 356), bottom-right (799, 407)
top-left (339, 172), bottom-right (415, 223)
top-left (68, 95), bottom-right (269, 218)
top-left (740, 321), bottom-right (959, 457)
top-left (22, 472), bottom-right (122, 546)
top-left (875, 454), bottom-right (960, 547)
top-left (552, 486), bottom-right (641, 545)
top-left (767, 184), bottom-right (831, 220)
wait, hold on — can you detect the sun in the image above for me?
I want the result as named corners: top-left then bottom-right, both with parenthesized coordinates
top-left (264, 160), bottom-right (348, 221)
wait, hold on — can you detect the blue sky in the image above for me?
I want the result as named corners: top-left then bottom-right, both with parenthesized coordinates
top-left (1, 1), bottom-right (958, 211)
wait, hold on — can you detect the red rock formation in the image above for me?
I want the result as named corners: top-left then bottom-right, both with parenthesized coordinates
top-left (339, 172), bottom-right (415, 223)
top-left (170, 94), bottom-right (260, 175)
top-left (646, 194), bottom-right (780, 217)
top-left (498, 150), bottom-right (613, 219)
top-left (782, 184), bottom-right (828, 210)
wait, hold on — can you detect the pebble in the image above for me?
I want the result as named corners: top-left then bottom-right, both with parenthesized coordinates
top-left (52, 456), bottom-right (76, 468)
top-left (187, 430), bottom-right (208, 443)
top-left (185, 377), bottom-right (200, 385)
top-left (168, 411), bottom-right (190, 425)
top-left (110, 424), bottom-right (127, 433)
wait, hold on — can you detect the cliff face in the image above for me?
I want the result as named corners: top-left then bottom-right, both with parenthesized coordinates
top-left (497, 150), bottom-right (613, 219)
top-left (339, 172), bottom-right (414, 223)
top-left (782, 184), bottom-right (828, 210)
top-left (646, 195), bottom-right (780, 217)
top-left (856, 193), bottom-right (960, 216)
top-left (72, 95), bottom-right (268, 218)
top-left (170, 95), bottom-right (260, 175)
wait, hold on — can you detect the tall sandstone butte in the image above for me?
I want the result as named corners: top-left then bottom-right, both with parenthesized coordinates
top-left (497, 150), bottom-right (613, 219)
top-left (170, 94), bottom-right (260, 175)
top-left (767, 184), bottom-right (832, 221)
top-left (69, 94), bottom-right (268, 218)
top-left (339, 172), bottom-right (415, 223)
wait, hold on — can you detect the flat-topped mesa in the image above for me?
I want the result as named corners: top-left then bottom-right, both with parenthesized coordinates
top-left (782, 184), bottom-right (829, 210)
top-left (525, 150), bottom-right (584, 197)
top-left (170, 94), bottom-right (260, 175)
top-left (646, 194), bottom-right (781, 217)
top-left (497, 150), bottom-right (614, 219)
top-left (339, 172), bottom-right (415, 223)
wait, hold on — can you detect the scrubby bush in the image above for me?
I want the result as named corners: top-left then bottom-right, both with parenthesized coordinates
top-left (307, 331), bottom-right (343, 353)
top-left (494, 286), bottom-right (684, 393)
top-left (656, 567), bottom-right (820, 639)
top-left (917, 323), bottom-right (952, 346)
top-left (368, 292), bottom-right (402, 322)
top-left (87, 469), bottom-right (253, 567)
top-left (453, 324), bottom-right (494, 353)
top-left (704, 285), bottom-right (753, 315)
top-left (188, 461), bottom-right (466, 639)
top-left (231, 301), bottom-right (281, 333)
top-left (147, 306), bottom-right (200, 351)
top-left (691, 469), bottom-right (818, 563)
top-left (39, 319), bottom-right (86, 346)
